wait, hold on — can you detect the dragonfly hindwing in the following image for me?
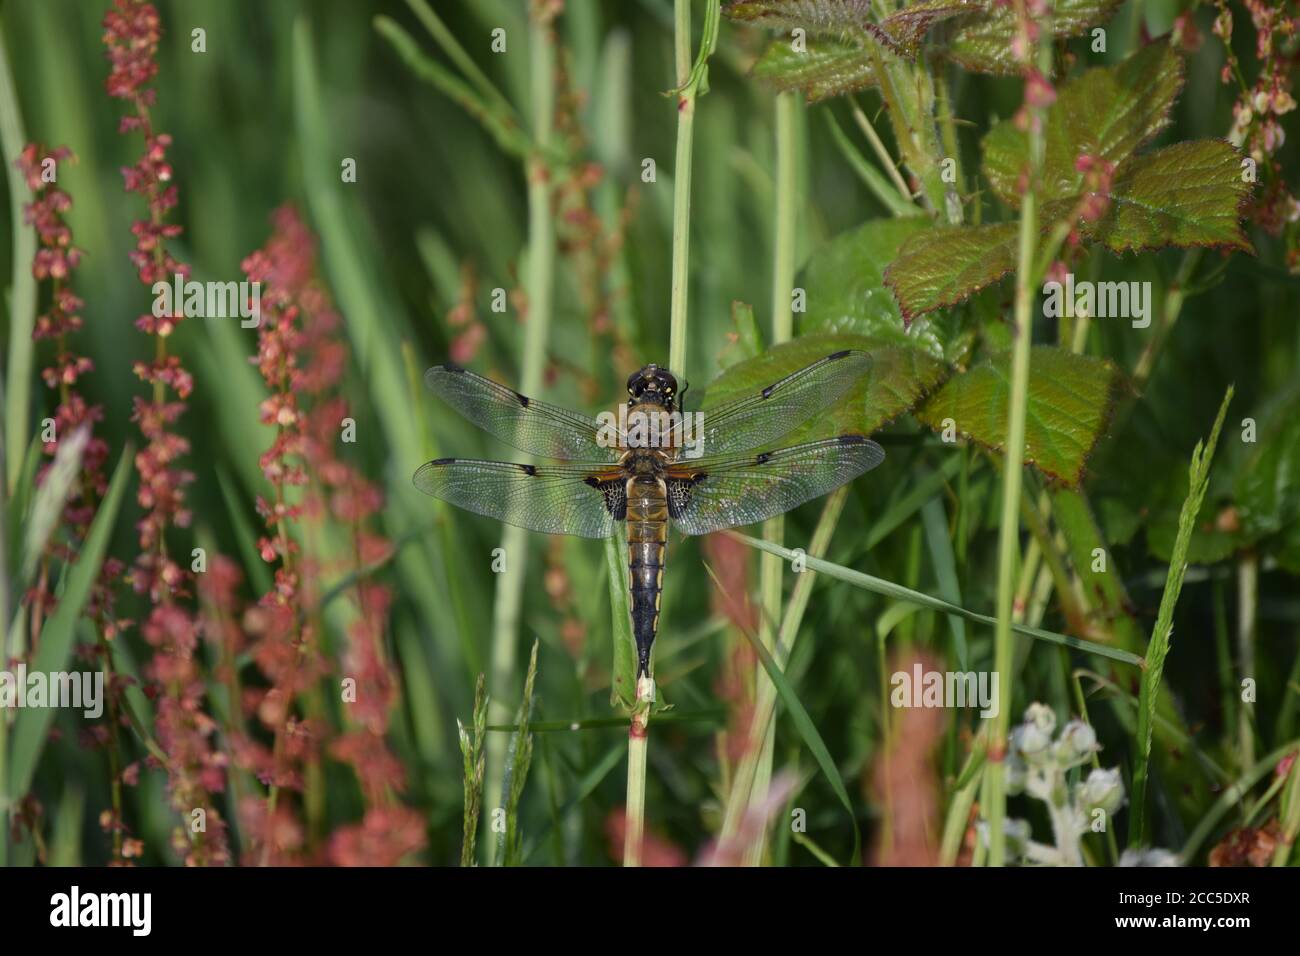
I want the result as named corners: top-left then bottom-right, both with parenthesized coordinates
top-left (584, 475), bottom-right (628, 520)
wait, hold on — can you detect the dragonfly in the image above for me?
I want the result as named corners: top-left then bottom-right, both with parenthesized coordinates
top-left (413, 349), bottom-right (884, 679)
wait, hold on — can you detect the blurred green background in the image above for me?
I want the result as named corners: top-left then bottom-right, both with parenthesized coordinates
top-left (1, 0), bottom-right (1297, 866)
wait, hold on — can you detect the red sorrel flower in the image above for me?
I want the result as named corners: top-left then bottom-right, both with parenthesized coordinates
top-left (104, 0), bottom-right (229, 867)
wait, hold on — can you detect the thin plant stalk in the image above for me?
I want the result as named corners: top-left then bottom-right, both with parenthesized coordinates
top-left (624, 701), bottom-right (649, 867)
top-left (483, 6), bottom-right (556, 863)
top-left (667, 0), bottom-right (695, 377)
top-left (987, 10), bottom-right (1051, 867)
top-left (0, 22), bottom-right (36, 496)
top-left (742, 88), bottom-right (799, 866)
top-left (1237, 551), bottom-right (1258, 769)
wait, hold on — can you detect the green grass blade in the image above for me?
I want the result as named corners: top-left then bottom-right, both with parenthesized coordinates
top-left (0, 20), bottom-right (37, 495)
top-left (731, 532), bottom-right (1144, 666)
top-left (1129, 386), bottom-right (1233, 845)
top-left (4, 444), bottom-right (132, 801)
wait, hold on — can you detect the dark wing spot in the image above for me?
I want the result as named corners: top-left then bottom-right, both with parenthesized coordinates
top-left (517, 463), bottom-right (537, 476)
top-left (514, 391), bottom-right (530, 408)
top-left (761, 384), bottom-right (774, 399)
top-left (666, 476), bottom-right (697, 520)
top-left (429, 457), bottom-right (456, 465)
top-left (827, 349), bottom-right (853, 361)
top-left (584, 476), bottom-right (626, 519)
top-left (837, 434), bottom-right (868, 445)
top-left (441, 362), bottom-right (465, 374)
top-left (755, 451), bottom-right (772, 465)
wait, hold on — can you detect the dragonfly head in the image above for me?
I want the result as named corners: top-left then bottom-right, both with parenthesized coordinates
top-left (627, 364), bottom-right (679, 411)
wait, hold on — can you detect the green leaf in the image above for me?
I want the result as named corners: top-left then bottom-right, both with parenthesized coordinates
top-left (889, 43), bottom-right (1250, 318)
top-left (1085, 141), bottom-right (1254, 255)
top-left (732, 531), bottom-right (1144, 665)
top-left (701, 332), bottom-right (950, 440)
top-left (881, 0), bottom-right (982, 49)
top-left (751, 36), bottom-right (879, 102)
top-left (883, 221), bottom-right (1018, 321)
top-left (605, 529), bottom-right (638, 713)
top-left (982, 41), bottom-right (1185, 208)
top-left (724, 0), bottom-right (878, 34)
top-left (6, 446), bottom-right (133, 802)
top-left (945, 0), bottom-right (1124, 75)
top-left (1130, 387), bottom-right (1233, 844)
top-left (916, 346), bottom-right (1124, 484)
top-left (798, 218), bottom-right (977, 362)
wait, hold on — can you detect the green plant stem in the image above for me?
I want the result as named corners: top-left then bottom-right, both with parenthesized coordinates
top-left (720, 488), bottom-right (851, 850)
top-left (848, 96), bottom-right (914, 208)
top-left (987, 20), bottom-right (1051, 867)
top-left (1272, 743), bottom-right (1300, 866)
top-left (742, 89), bottom-right (799, 867)
top-left (1129, 387), bottom-right (1232, 846)
top-left (1237, 551), bottom-right (1258, 770)
top-left (624, 683), bottom-right (650, 867)
top-left (0, 21), bottom-right (37, 496)
top-left (483, 7), bottom-right (556, 864)
top-left (1133, 250), bottom-right (1200, 387)
top-left (667, 0), bottom-right (696, 377)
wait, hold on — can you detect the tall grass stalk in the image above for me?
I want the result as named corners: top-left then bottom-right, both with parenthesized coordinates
top-left (0, 23), bottom-right (36, 495)
top-left (743, 89), bottom-right (799, 866)
top-left (987, 15), bottom-right (1052, 867)
top-left (484, 5), bottom-right (556, 863)
top-left (1128, 387), bottom-right (1232, 845)
top-left (721, 486), bottom-right (847, 851)
top-left (667, 0), bottom-right (695, 377)
top-left (1237, 552), bottom-right (1258, 769)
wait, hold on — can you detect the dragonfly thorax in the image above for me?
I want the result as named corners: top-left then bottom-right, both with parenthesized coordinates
top-left (627, 364), bottom-right (678, 412)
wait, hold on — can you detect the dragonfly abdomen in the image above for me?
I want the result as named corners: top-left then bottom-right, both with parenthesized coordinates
top-left (626, 477), bottom-right (668, 678)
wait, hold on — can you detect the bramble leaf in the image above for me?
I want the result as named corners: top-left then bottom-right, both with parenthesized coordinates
top-left (945, 0), bottom-right (1124, 75)
top-left (916, 346), bottom-right (1124, 484)
top-left (886, 43), bottom-right (1251, 318)
top-left (982, 41), bottom-right (1185, 207)
top-left (752, 35), bottom-right (880, 100)
top-left (1085, 140), bottom-right (1254, 254)
top-left (724, 0), bottom-right (881, 35)
top-left (880, 0), bottom-right (978, 49)
top-left (702, 332), bottom-right (950, 439)
top-left (882, 222), bottom-right (1019, 321)
top-left (797, 218), bottom-right (977, 362)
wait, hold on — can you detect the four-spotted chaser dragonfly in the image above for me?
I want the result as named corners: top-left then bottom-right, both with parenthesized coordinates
top-left (413, 350), bottom-right (884, 678)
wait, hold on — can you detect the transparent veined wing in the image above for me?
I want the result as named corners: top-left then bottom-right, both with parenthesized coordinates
top-left (666, 435), bottom-right (884, 536)
top-left (693, 350), bottom-right (872, 457)
top-left (425, 364), bottom-right (621, 462)
top-left (412, 457), bottom-right (621, 538)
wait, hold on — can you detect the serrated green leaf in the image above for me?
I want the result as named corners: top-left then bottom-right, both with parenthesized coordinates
top-left (982, 41), bottom-right (1184, 208)
top-left (701, 332), bottom-right (950, 440)
top-left (724, 0), bottom-right (877, 34)
top-left (751, 36), bottom-right (879, 101)
top-left (916, 346), bottom-right (1123, 484)
top-left (1085, 140), bottom-right (1253, 254)
top-left (889, 44), bottom-right (1250, 318)
top-left (881, 0), bottom-right (982, 48)
top-left (883, 221), bottom-right (1019, 320)
top-left (798, 218), bottom-right (976, 361)
top-left (946, 0), bottom-right (1124, 75)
